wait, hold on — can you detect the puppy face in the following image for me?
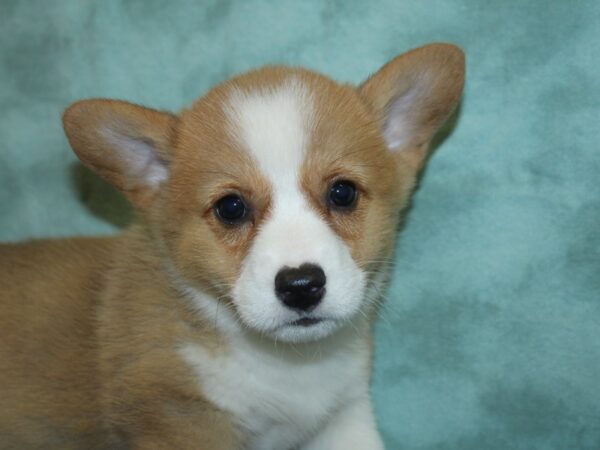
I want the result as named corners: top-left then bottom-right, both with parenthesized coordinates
top-left (63, 44), bottom-right (465, 343)
top-left (161, 70), bottom-right (404, 342)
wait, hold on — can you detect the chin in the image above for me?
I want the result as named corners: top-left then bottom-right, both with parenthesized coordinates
top-left (264, 318), bottom-right (341, 343)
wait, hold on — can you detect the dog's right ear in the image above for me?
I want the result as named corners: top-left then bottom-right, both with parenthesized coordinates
top-left (359, 43), bottom-right (465, 172)
top-left (63, 99), bottom-right (177, 209)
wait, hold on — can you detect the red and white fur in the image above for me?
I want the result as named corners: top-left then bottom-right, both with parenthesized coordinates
top-left (0, 43), bottom-right (464, 449)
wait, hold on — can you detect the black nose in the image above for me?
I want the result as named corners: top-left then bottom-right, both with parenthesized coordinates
top-left (275, 264), bottom-right (326, 312)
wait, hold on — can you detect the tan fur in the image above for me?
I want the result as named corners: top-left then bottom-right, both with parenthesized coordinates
top-left (359, 43), bottom-right (465, 170)
top-left (0, 43), bottom-right (464, 449)
top-left (0, 231), bottom-right (239, 449)
top-left (299, 74), bottom-right (408, 270)
top-left (63, 100), bottom-right (178, 209)
top-left (0, 238), bottom-right (114, 448)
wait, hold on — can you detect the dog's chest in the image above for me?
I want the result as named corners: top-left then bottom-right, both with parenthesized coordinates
top-left (180, 337), bottom-right (368, 450)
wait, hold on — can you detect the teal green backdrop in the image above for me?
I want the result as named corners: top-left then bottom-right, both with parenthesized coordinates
top-left (1, 1), bottom-right (599, 448)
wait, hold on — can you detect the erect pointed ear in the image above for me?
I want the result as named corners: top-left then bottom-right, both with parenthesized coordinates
top-left (359, 43), bottom-right (465, 170)
top-left (63, 99), bottom-right (177, 209)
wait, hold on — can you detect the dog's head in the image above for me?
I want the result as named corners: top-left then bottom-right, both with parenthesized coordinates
top-left (63, 44), bottom-right (464, 343)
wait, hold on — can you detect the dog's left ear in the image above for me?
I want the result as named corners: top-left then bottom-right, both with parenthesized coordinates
top-left (63, 99), bottom-right (177, 209)
top-left (359, 43), bottom-right (465, 170)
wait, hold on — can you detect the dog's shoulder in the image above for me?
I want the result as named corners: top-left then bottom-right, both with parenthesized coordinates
top-left (0, 236), bottom-right (119, 448)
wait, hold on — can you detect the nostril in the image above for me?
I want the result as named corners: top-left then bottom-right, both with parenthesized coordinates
top-left (275, 264), bottom-right (326, 293)
top-left (274, 264), bottom-right (326, 312)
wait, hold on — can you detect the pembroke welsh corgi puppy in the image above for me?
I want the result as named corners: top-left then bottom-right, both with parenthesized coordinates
top-left (0, 43), bottom-right (464, 449)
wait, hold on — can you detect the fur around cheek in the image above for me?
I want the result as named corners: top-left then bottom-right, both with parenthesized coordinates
top-left (352, 222), bottom-right (397, 271)
top-left (156, 214), bottom-right (244, 296)
top-left (339, 190), bottom-right (406, 270)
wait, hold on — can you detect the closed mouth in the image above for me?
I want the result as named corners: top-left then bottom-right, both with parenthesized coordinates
top-left (290, 317), bottom-right (323, 327)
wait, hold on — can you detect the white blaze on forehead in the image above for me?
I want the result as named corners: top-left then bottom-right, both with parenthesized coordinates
top-left (226, 78), bottom-right (314, 192)
top-left (226, 77), bottom-right (366, 343)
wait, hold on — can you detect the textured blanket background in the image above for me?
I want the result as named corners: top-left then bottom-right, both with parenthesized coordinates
top-left (1, 1), bottom-right (599, 448)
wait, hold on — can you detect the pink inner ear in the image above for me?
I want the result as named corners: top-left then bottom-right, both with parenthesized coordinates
top-left (382, 85), bottom-right (421, 151)
top-left (382, 59), bottom-right (440, 154)
top-left (102, 128), bottom-right (169, 188)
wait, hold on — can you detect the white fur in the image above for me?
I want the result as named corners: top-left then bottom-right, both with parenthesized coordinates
top-left (302, 395), bottom-right (384, 450)
top-left (179, 320), bottom-right (376, 450)
top-left (175, 79), bottom-right (383, 448)
top-left (226, 79), bottom-right (367, 343)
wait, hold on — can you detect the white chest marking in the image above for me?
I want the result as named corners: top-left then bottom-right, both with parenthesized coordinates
top-left (179, 331), bottom-right (370, 450)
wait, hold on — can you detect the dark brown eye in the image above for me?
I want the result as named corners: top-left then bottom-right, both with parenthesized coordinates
top-left (214, 194), bottom-right (249, 224)
top-left (328, 180), bottom-right (358, 209)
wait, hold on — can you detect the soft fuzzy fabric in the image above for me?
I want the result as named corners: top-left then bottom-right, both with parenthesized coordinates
top-left (1, 1), bottom-right (598, 448)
